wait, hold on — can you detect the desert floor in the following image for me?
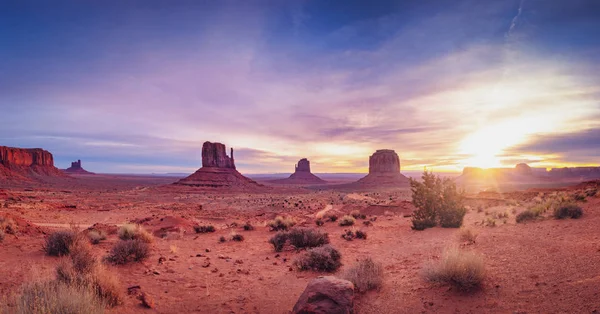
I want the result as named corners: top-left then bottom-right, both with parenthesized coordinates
top-left (1, 175), bottom-right (599, 313)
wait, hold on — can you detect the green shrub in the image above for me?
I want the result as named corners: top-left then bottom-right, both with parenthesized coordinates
top-left (194, 225), bottom-right (216, 233)
top-left (423, 247), bottom-right (485, 291)
top-left (410, 171), bottom-right (466, 230)
top-left (338, 215), bottom-right (355, 226)
top-left (343, 257), bottom-right (383, 293)
top-left (553, 203), bottom-right (583, 219)
top-left (267, 216), bottom-right (296, 231)
top-left (294, 245), bottom-right (342, 272)
top-left (105, 240), bottom-right (149, 264)
top-left (44, 230), bottom-right (77, 256)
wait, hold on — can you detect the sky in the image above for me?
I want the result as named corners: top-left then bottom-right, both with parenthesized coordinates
top-left (1, 0), bottom-right (599, 174)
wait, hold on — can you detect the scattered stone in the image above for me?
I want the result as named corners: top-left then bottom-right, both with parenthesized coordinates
top-left (139, 292), bottom-right (155, 309)
top-left (202, 261), bottom-right (211, 268)
top-left (292, 276), bottom-right (355, 314)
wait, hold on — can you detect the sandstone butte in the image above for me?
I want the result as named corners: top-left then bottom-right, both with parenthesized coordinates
top-left (0, 145), bottom-right (66, 181)
top-left (175, 141), bottom-right (263, 189)
top-left (63, 160), bottom-right (95, 175)
top-left (270, 158), bottom-right (326, 184)
top-left (355, 149), bottom-right (409, 186)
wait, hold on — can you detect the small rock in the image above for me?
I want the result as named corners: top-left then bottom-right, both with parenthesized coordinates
top-left (211, 268), bottom-right (219, 273)
top-left (158, 257), bottom-right (166, 264)
top-left (273, 262), bottom-right (278, 265)
top-left (152, 270), bottom-right (160, 275)
top-left (202, 261), bottom-right (211, 268)
top-left (205, 248), bottom-right (211, 252)
top-left (234, 259), bottom-right (243, 264)
top-left (139, 292), bottom-right (155, 309)
top-left (196, 254), bottom-right (204, 257)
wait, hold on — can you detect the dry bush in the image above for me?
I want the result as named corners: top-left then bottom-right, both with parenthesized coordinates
top-left (423, 248), bottom-right (485, 291)
top-left (457, 228), bottom-right (478, 244)
top-left (0, 216), bottom-right (18, 235)
top-left (326, 214), bottom-right (338, 222)
top-left (315, 218), bottom-right (324, 226)
top-left (553, 203), bottom-right (583, 219)
top-left (231, 233), bottom-right (244, 242)
top-left (87, 230), bottom-right (106, 245)
top-left (105, 239), bottom-right (150, 265)
top-left (338, 215), bottom-right (355, 226)
top-left (355, 230), bottom-right (367, 239)
top-left (269, 232), bottom-right (288, 252)
top-left (343, 257), bottom-right (383, 293)
top-left (14, 281), bottom-right (105, 314)
top-left (118, 224), bottom-right (153, 243)
top-left (0, 229), bottom-right (4, 242)
top-left (90, 266), bottom-right (123, 307)
top-left (242, 222), bottom-right (254, 231)
top-left (267, 216), bottom-right (296, 231)
top-left (269, 228), bottom-right (329, 252)
top-left (70, 242), bottom-right (98, 274)
top-left (218, 236), bottom-right (226, 243)
top-left (44, 230), bottom-right (77, 256)
top-left (194, 225), bottom-right (216, 233)
top-left (516, 210), bottom-right (538, 223)
top-left (294, 245), bottom-right (342, 272)
top-left (350, 210), bottom-right (366, 219)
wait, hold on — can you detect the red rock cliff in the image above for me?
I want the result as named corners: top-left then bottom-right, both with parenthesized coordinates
top-left (0, 146), bottom-right (55, 167)
top-left (201, 142), bottom-right (235, 169)
top-left (369, 149), bottom-right (400, 174)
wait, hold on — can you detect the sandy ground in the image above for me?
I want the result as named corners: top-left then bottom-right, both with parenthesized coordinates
top-left (1, 175), bottom-right (599, 313)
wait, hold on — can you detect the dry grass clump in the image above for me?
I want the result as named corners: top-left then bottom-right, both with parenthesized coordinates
top-left (553, 203), bottom-right (583, 219)
top-left (87, 230), bottom-right (106, 245)
top-left (294, 245), bottom-right (342, 272)
top-left (457, 228), bottom-right (478, 244)
top-left (267, 216), bottom-right (296, 231)
top-left (269, 228), bottom-right (329, 252)
top-left (350, 210), bottom-right (366, 220)
top-left (14, 281), bottom-right (105, 314)
top-left (44, 230), bottom-right (77, 256)
top-left (0, 229), bottom-right (4, 242)
top-left (0, 216), bottom-right (18, 235)
top-left (242, 222), bottom-right (255, 231)
top-left (105, 239), bottom-right (150, 265)
top-left (516, 209), bottom-right (539, 223)
top-left (343, 257), bottom-right (383, 293)
top-left (118, 224), bottom-right (153, 243)
top-left (231, 233), bottom-right (244, 242)
top-left (194, 225), bottom-right (216, 233)
top-left (338, 215), bottom-right (355, 226)
top-left (423, 247), bottom-right (485, 291)
top-left (325, 214), bottom-right (338, 222)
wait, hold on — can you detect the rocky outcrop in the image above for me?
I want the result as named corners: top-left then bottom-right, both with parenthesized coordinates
top-left (0, 146), bottom-right (66, 181)
top-left (457, 163), bottom-right (600, 186)
top-left (356, 149), bottom-right (409, 186)
top-left (63, 160), bottom-right (95, 174)
top-left (292, 276), bottom-right (355, 314)
top-left (270, 158), bottom-right (326, 185)
top-left (175, 141), bottom-right (263, 189)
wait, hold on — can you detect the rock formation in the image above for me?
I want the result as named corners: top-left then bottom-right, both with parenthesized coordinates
top-left (270, 158), bottom-right (326, 185)
top-left (457, 163), bottom-right (600, 186)
top-left (63, 159), bottom-right (95, 174)
top-left (356, 149), bottom-right (409, 186)
top-left (0, 146), bottom-right (66, 181)
top-left (292, 276), bottom-right (355, 314)
top-left (175, 141), bottom-right (263, 189)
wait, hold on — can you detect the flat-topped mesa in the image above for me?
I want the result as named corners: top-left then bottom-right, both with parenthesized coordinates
top-left (369, 149), bottom-right (400, 174)
top-left (271, 158), bottom-right (326, 185)
top-left (202, 142), bottom-right (236, 169)
top-left (357, 149), bottom-right (408, 186)
top-left (0, 146), bottom-right (66, 181)
top-left (175, 141), bottom-right (263, 189)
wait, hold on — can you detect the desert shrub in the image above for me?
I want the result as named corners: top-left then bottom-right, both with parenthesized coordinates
top-left (410, 171), bottom-right (466, 230)
top-left (484, 218), bottom-right (496, 227)
top-left (343, 257), bottom-right (383, 293)
top-left (294, 245), bottom-right (342, 272)
top-left (70, 242), bottom-right (98, 274)
top-left (45, 230), bottom-right (77, 256)
top-left (90, 267), bottom-right (124, 307)
top-left (341, 230), bottom-right (355, 241)
top-left (585, 188), bottom-right (597, 197)
top-left (315, 219), bottom-right (324, 226)
top-left (355, 230), bottom-right (367, 239)
top-left (218, 236), bottom-right (226, 243)
top-left (14, 281), bottom-right (105, 314)
top-left (0, 216), bottom-right (18, 235)
top-left (350, 210), bottom-right (366, 220)
top-left (231, 233), bottom-right (244, 241)
top-left (573, 193), bottom-right (586, 202)
top-left (338, 215), bottom-right (355, 226)
top-left (242, 222), bottom-right (254, 231)
top-left (267, 216), bottom-right (295, 231)
top-left (516, 210), bottom-right (538, 223)
top-left (326, 214), bottom-right (338, 222)
top-left (105, 239), bottom-right (149, 264)
top-left (0, 229), bottom-right (4, 242)
top-left (87, 230), bottom-right (106, 245)
top-left (362, 220), bottom-right (372, 227)
top-left (553, 203), bottom-right (583, 219)
top-left (423, 248), bottom-right (485, 291)
top-left (269, 232), bottom-right (289, 252)
top-left (118, 224), bottom-right (153, 243)
top-left (194, 225), bottom-right (216, 233)
top-left (458, 228), bottom-right (478, 244)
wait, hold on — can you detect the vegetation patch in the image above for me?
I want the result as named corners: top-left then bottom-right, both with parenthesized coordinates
top-left (457, 228), bottom-right (478, 244)
top-left (269, 228), bottom-right (329, 252)
top-left (194, 225), bottom-right (216, 233)
top-left (105, 239), bottom-right (150, 264)
top-left (516, 210), bottom-right (539, 223)
top-left (44, 230), bottom-right (77, 256)
top-left (410, 171), bottom-right (466, 230)
top-left (423, 247), bottom-right (485, 291)
top-left (343, 257), bottom-right (383, 293)
top-left (553, 203), bottom-right (583, 219)
top-left (267, 216), bottom-right (296, 231)
top-left (338, 215), bottom-right (355, 226)
top-left (118, 224), bottom-right (154, 243)
top-left (294, 245), bottom-right (342, 272)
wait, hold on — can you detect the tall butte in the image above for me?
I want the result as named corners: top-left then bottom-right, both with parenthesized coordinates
top-left (271, 158), bottom-right (326, 184)
top-left (0, 146), bottom-right (66, 181)
top-left (63, 159), bottom-right (95, 175)
top-left (356, 149), bottom-right (409, 186)
top-left (175, 141), bottom-right (262, 189)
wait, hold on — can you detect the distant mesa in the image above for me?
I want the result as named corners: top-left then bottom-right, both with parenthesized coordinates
top-left (0, 145), bottom-right (66, 181)
top-left (457, 163), bottom-right (600, 184)
top-left (63, 160), bottom-right (95, 174)
top-left (355, 149), bottom-right (409, 186)
top-left (175, 141), bottom-right (263, 189)
top-left (270, 158), bottom-right (327, 184)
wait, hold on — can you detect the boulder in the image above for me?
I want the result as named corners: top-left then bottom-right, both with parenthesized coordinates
top-left (292, 276), bottom-right (355, 314)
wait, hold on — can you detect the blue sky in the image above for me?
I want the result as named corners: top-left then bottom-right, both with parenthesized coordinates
top-left (1, 0), bottom-right (599, 174)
